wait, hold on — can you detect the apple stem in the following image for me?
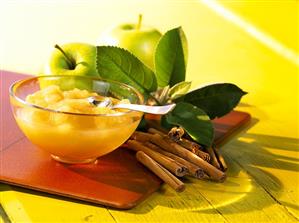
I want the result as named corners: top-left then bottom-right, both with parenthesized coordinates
top-left (54, 44), bottom-right (76, 69)
top-left (149, 94), bottom-right (162, 106)
top-left (136, 14), bottom-right (142, 30)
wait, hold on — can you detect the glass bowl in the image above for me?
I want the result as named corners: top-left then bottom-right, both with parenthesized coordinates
top-left (9, 75), bottom-right (144, 164)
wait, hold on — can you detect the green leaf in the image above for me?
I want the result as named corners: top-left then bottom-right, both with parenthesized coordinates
top-left (96, 46), bottom-right (157, 97)
top-left (155, 27), bottom-right (188, 87)
top-left (182, 83), bottom-right (247, 119)
top-left (162, 102), bottom-right (214, 147)
top-left (169, 81), bottom-right (191, 100)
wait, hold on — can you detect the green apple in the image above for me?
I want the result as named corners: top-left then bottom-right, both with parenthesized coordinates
top-left (97, 15), bottom-right (162, 70)
top-left (45, 42), bottom-right (98, 76)
top-left (42, 42), bottom-right (98, 90)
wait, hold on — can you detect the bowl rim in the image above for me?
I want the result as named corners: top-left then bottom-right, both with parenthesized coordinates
top-left (9, 75), bottom-right (145, 117)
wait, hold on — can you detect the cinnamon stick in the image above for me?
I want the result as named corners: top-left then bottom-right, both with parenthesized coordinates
top-left (206, 147), bottom-right (221, 170)
top-left (148, 134), bottom-right (226, 182)
top-left (127, 140), bottom-right (188, 177)
top-left (131, 131), bottom-right (152, 142)
top-left (136, 151), bottom-right (185, 192)
top-left (148, 127), bottom-right (165, 136)
top-left (178, 138), bottom-right (200, 150)
top-left (148, 128), bottom-right (209, 161)
top-left (178, 139), bottom-right (210, 162)
top-left (213, 147), bottom-right (228, 172)
top-left (180, 138), bottom-right (203, 151)
top-left (144, 141), bottom-right (205, 179)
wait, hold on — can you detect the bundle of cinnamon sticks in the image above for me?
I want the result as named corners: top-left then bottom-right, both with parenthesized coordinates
top-left (126, 121), bottom-right (228, 192)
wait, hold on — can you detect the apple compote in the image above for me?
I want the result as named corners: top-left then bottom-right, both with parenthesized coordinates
top-left (15, 85), bottom-right (142, 163)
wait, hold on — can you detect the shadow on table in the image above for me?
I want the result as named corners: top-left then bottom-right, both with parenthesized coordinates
top-left (196, 131), bottom-right (299, 215)
top-left (127, 117), bottom-right (299, 215)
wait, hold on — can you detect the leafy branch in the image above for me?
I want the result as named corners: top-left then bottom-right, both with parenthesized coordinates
top-left (96, 27), bottom-right (247, 147)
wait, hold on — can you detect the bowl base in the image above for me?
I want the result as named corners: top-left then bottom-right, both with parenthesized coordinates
top-left (51, 155), bottom-right (97, 164)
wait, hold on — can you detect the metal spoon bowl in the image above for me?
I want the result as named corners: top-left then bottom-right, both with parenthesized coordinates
top-left (88, 96), bottom-right (175, 115)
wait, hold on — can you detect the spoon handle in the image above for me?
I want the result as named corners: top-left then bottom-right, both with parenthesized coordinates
top-left (113, 103), bottom-right (176, 115)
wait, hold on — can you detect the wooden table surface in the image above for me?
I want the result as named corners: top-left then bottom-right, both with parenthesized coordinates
top-left (1, 1), bottom-right (298, 222)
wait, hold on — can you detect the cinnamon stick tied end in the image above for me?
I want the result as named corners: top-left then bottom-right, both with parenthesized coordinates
top-left (168, 127), bottom-right (185, 141)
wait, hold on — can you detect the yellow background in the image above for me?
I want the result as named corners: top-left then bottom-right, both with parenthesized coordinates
top-left (1, 0), bottom-right (298, 222)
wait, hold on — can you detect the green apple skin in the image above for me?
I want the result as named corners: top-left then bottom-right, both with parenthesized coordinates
top-left (44, 42), bottom-right (98, 76)
top-left (42, 43), bottom-right (98, 90)
top-left (98, 24), bottom-right (162, 70)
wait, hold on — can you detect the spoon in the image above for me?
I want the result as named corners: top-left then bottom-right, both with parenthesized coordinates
top-left (87, 96), bottom-right (175, 115)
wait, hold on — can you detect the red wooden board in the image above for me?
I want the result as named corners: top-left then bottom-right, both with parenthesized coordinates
top-left (0, 70), bottom-right (251, 209)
